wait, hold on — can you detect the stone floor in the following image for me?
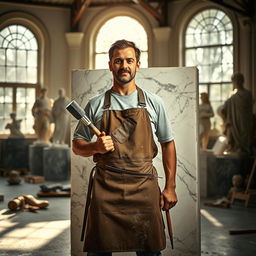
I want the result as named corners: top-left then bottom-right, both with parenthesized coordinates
top-left (0, 177), bottom-right (256, 256)
top-left (0, 176), bottom-right (70, 256)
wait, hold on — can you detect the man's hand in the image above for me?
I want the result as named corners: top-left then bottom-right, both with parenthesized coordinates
top-left (95, 132), bottom-right (115, 154)
top-left (160, 188), bottom-right (178, 211)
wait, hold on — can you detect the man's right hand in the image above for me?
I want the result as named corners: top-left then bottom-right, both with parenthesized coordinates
top-left (95, 131), bottom-right (115, 154)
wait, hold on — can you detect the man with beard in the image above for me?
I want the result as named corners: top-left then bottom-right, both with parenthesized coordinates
top-left (72, 40), bottom-right (177, 256)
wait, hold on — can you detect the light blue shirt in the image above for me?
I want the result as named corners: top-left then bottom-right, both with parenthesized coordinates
top-left (73, 88), bottom-right (174, 143)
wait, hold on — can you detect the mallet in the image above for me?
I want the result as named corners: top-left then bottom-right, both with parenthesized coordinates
top-left (66, 100), bottom-right (101, 137)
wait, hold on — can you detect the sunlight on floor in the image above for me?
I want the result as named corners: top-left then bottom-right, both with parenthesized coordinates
top-left (200, 209), bottom-right (223, 227)
top-left (0, 218), bottom-right (70, 251)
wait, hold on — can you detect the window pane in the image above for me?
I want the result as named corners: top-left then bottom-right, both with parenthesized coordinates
top-left (0, 66), bottom-right (5, 82)
top-left (140, 52), bottom-right (148, 68)
top-left (222, 63), bottom-right (233, 81)
top-left (27, 103), bottom-right (34, 116)
top-left (96, 16), bottom-right (148, 53)
top-left (0, 24), bottom-right (38, 83)
top-left (222, 83), bottom-right (233, 99)
top-left (0, 119), bottom-right (7, 133)
top-left (17, 67), bottom-right (26, 82)
top-left (0, 87), bottom-right (4, 102)
top-left (27, 67), bottom-right (37, 83)
top-left (210, 84), bottom-right (221, 101)
top-left (26, 88), bottom-right (36, 102)
top-left (17, 103), bottom-right (26, 118)
top-left (5, 88), bottom-right (13, 103)
top-left (95, 16), bottom-right (148, 68)
top-left (27, 51), bottom-right (37, 67)
top-left (17, 88), bottom-right (26, 103)
top-left (0, 103), bottom-right (3, 117)
top-left (0, 49), bottom-right (5, 65)
top-left (5, 103), bottom-right (13, 117)
top-left (6, 49), bottom-right (16, 66)
top-left (95, 54), bottom-right (109, 69)
top-left (199, 85), bottom-right (208, 95)
top-left (185, 49), bottom-right (196, 66)
top-left (17, 50), bottom-right (26, 66)
top-left (6, 67), bottom-right (16, 82)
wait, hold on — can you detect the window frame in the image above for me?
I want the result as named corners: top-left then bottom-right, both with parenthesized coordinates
top-left (0, 15), bottom-right (45, 137)
top-left (94, 15), bottom-right (149, 70)
top-left (183, 7), bottom-right (235, 130)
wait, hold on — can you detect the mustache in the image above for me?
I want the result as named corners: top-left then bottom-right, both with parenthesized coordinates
top-left (118, 68), bottom-right (131, 74)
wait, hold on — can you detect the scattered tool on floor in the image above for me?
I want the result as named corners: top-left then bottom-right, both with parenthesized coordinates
top-left (204, 197), bottom-right (231, 208)
top-left (8, 194), bottom-right (49, 212)
top-left (24, 175), bottom-right (45, 184)
top-left (37, 184), bottom-right (71, 197)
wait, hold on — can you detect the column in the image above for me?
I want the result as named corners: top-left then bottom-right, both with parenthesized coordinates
top-left (152, 27), bottom-right (171, 67)
top-left (65, 32), bottom-right (84, 97)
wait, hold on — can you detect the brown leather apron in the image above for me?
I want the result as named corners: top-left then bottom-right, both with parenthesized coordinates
top-left (81, 87), bottom-right (166, 252)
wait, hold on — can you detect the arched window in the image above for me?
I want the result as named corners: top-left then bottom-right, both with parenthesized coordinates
top-left (185, 9), bottom-right (233, 129)
top-left (95, 16), bottom-right (148, 69)
top-left (0, 24), bottom-right (38, 134)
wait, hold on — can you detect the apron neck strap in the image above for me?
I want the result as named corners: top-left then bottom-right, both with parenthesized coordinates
top-left (103, 86), bottom-right (146, 109)
top-left (137, 86), bottom-right (146, 107)
top-left (103, 89), bottom-right (111, 109)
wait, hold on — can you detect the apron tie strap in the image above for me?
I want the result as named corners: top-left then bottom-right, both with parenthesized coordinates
top-left (80, 166), bottom-right (96, 241)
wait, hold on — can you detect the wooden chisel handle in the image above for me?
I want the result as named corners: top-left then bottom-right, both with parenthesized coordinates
top-left (166, 210), bottom-right (174, 249)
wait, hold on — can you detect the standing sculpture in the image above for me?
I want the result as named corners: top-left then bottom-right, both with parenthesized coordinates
top-left (32, 88), bottom-right (53, 144)
top-left (51, 88), bottom-right (70, 144)
top-left (221, 73), bottom-right (253, 154)
top-left (5, 112), bottom-right (24, 138)
top-left (199, 92), bottom-right (214, 151)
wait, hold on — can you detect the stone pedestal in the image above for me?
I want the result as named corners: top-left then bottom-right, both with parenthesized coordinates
top-left (43, 146), bottom-right (70, 181)
top-left (29, 144), bottom-right (70, 181)
top-left (0, 138), bottom-right (35, 170)
top-left (200, 152), bottom-right (252, 198)
top-left (29, 144), bottom-right (47, 176)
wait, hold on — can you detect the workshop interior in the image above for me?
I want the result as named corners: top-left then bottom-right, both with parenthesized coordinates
top-left (0, 0), bottom-right (256, 256)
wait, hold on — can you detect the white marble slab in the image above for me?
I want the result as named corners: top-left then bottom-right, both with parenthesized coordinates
top-left (71, 67), bottom-right (200, 256)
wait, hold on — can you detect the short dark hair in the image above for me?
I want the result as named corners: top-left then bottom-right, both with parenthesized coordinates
top-left (231, 72), bottom-right (244, 88)
top-left (108, 39), bottom-right (141, 62)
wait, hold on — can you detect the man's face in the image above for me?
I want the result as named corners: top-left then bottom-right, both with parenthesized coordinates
top-left (109, 47), bottom-right (140, 85)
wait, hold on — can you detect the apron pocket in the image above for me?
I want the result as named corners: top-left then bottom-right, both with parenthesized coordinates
top-left (111, 117), bottom-right (137, 144)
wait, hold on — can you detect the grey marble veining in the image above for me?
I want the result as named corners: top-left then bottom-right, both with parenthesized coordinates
top-left (70, 67), bottom-right (200, 256)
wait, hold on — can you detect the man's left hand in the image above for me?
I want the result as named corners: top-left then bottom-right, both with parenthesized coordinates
top-left (160, 188), bottom-right (178, 211)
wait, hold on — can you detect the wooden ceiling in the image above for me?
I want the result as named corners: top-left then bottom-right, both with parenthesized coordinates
top-left (1, 0), bottom-right (254, 31)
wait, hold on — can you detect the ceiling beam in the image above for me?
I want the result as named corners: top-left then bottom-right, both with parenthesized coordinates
top-left (0, 0), bottom-right (71, 8)
top-left (204, 0), bottom-right (254, 17)
top-left (131, 0), bottom-right (165, 26)
top-left (71, 0), bottom-right (91, 31)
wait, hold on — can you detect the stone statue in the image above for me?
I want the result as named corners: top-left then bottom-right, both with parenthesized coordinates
top-left (32, 88), bottom-right (53, 144)
top-left (5, 112), bottom-right (24, 138)
top-left (51, 88), bottom-right (70, 144)
top-left (227, 174), bottom-right (244, 200)
top-left (199, 92), bottom-right (214, 151)
top-left (221, 73), bottom-right (253, 154)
